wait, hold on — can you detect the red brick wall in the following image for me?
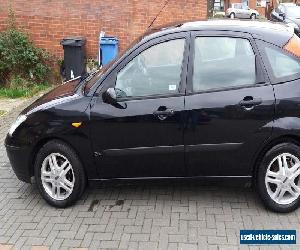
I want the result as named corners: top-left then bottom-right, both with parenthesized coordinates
top-left (0, 0), bottom-right (207, 59)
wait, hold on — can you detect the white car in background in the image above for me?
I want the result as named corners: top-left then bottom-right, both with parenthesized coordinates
top-left (226, 3), bottom-right (259, 19)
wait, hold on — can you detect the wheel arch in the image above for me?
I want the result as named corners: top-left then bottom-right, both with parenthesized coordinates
top-left (252, 135), bottom-right (300, 184)
top-left (28, 136), bottom-right (87, 179)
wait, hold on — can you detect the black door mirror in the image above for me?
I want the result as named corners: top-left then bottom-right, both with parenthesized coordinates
top-left (103, 88), bottom-right (117, 104)
top-left (279, 13), bottom-right (285, 20)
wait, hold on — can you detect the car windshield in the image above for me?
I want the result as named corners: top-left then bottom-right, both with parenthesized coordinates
top-left (286, 6), bottom-right (300, 18)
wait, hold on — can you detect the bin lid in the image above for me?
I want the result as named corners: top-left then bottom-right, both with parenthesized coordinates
top-left (61, 36), bottom-right (86, 46)
top-left (100, 36), bottom-right (119, 45)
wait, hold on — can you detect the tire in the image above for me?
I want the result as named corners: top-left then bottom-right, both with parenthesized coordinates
top-left (34, 140), bottom-right (86, 208)
top-left (230, 13), bottom-right (235, 19)
top-left (250, 13), bottom-right (256, 20)
top-left (256, 142), bottom-right (300, 213)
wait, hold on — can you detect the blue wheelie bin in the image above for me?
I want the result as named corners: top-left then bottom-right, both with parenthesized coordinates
top-left (100, 37), bottom-right (119, 66)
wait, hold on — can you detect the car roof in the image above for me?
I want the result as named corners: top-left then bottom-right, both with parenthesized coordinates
top-left (144, 20), bottom-right (293, 47)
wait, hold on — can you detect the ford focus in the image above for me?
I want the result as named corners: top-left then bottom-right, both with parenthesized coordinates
top-left (5, 20), bottom-right (300, 212)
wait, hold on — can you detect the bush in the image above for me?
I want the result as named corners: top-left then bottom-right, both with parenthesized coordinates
top-left (0, 75), bottom-right (50, 98)
top-left (0, 27), bottom-right (50, 87)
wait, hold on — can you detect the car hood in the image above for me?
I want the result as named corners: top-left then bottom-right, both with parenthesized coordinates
top-left (22, 78), bottom-right (83, 115)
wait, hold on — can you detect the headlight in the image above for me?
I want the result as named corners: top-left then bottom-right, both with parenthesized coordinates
top-left (8, 115), bottom-right (27, 136)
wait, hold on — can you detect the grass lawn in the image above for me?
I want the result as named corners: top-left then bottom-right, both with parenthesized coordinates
top-left (0, 83), bottom-right (50, 99)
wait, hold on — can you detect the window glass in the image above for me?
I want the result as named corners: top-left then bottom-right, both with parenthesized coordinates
top-left (115, 39), bottom-right (185, 98)
top-left (193, 37), bottom-right (256, 92)
top-left (265, 47), bottom-right (300, 79)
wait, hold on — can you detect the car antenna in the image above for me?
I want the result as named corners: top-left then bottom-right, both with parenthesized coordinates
top-left (147, 0), bottom-right (170, 29)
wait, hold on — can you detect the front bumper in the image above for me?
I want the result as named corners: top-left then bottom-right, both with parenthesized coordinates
top-left (5, 139), bottom-right (32, 183)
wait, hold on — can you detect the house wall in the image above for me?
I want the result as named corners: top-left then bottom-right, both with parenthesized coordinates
top-left (0, 0), bottom-right (207, 59)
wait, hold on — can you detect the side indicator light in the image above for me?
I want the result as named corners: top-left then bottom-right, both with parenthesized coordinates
top-left (72, 122), bottom-right (82, 128)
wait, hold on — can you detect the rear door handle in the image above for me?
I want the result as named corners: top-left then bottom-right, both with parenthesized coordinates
top-left (239, 97), bottom-right (262, 109)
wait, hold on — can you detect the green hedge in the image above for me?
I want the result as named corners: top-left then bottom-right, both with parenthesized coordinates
top-left (0, 27), bottom-right (50, 88)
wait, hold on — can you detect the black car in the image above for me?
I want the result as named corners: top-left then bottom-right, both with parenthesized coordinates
top-left (5, 20), bottom-right (300, 212)
top-left (270, 4), bottom-right (300, 33)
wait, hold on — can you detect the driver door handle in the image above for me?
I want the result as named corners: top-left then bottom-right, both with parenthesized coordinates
top-left (239, 96), bottom-right (262, 109)
top-left (153, 108), bottom-right (174, 120)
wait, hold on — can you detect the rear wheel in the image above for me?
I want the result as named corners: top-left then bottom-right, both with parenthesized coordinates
top-left (257, 143), bottom-right (300, 213)
top-left (34, 140), bottom-right (86, 208)
top-left (250, 13), bottom-right (256, 20)
top-left (230, 13), bottom-right (235, 19)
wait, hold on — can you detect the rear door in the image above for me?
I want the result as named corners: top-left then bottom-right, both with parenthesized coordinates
top-left (184, 31), bottom-right (275, 177)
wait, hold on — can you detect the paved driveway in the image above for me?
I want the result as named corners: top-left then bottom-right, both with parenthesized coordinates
top-left (0, 100), bottom-right (299, 250)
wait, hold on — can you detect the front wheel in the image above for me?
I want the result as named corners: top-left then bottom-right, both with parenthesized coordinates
top-left (250, 14), bottom-right (256, 20)
top-left (34, 140), bottom-right (86, 208)
top-left (230, 13), bottom-right (235, 19)
top-left (257, 143), bottom-right (300, 213)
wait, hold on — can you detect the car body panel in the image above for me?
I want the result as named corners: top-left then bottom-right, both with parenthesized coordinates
top-left (89, 95), bottom-right (186, 178)
top-left (5, 91), bottom-right (97, 181)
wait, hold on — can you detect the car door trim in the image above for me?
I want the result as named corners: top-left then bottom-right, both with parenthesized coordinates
top-left (102, 145), bottom-right (184, 157)
top-left (186, 143), bottom-right (243, 152)
top-left (89, 175), bottom-right (252, 181)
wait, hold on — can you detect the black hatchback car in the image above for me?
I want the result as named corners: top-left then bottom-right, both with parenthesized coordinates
top-left (5, 20), bottom-right (300, 212)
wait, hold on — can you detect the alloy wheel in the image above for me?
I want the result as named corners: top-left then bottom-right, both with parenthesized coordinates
top-left (41, 153), bottom-right (75, 201)
top-left (265, 153), bottom-right (300, 205)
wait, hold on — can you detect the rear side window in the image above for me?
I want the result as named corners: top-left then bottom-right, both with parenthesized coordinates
top-left (262, 35), bottom-right (300, 81)
top-left (265, 47), bottom-right (300, 78)
top-left (193, 37), bottom-right (256, 92)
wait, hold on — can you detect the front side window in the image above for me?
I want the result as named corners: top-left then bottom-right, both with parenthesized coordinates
top-left (265, 46), bottom-right (300, 79)
top-left (193, 37), bottom-right (256, 92)
top-left (115, 39), bottom-right (185, 98)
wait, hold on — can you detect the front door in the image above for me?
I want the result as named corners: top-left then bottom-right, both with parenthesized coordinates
top-left (184, 32), bottom-right (275, 177)
top-left (90, 34), bottom-right (189, 179)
